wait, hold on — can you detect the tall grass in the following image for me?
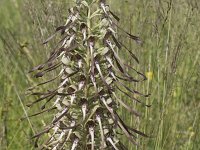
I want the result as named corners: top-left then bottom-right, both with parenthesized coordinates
top-left (0, 0), bottom-right (199, 149)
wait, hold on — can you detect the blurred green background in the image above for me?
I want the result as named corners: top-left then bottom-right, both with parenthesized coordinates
top-left (0, 0), bottom-right (199, 149)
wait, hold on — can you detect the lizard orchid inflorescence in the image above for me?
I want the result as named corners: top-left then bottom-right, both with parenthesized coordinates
top-left (27, 0), bottom-right (150, 149)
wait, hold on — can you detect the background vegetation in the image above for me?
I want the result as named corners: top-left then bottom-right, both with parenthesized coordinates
top-left (0, 0), bottom-right (199, 149)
